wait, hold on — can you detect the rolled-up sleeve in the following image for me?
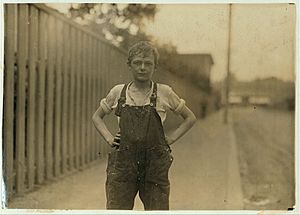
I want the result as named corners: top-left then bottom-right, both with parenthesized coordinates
top-left (168, 88), bottom-right (186, 115)
top-left (99, 86), bottom-right (119, 114)
top-left (100, 98), bottom-right (112, 114)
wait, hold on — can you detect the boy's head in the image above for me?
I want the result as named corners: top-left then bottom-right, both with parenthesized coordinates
top-left (127, 41), bottom-right (159, 68)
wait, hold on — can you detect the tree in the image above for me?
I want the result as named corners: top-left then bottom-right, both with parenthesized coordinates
top-left (68, 3), bottom-right (157, 49)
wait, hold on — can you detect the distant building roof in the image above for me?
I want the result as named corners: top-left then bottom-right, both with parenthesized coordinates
top-left (172, 53), bottom-right (214, 79)
top-left (175, 53), bottom-right (214, 65)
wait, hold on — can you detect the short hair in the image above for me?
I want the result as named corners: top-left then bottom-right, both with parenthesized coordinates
top-left (127, 41), bottom-right (159, 67)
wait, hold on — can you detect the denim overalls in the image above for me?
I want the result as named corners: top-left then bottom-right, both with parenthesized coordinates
top-left (105, 82), bottom-right (173, 210)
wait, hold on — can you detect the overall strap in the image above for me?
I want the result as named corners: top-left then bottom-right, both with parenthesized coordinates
top-left (115, 84), bottom-right (127, 117)
top-left (150, 82), bottom-right (157, 107)
top-left (120, 83), bottom-right (127, 98)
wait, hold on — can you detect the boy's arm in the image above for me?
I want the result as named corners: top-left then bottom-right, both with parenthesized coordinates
top-left (92, 106), bottom-right (119, 147)
top-left (165, 105), bottom-right (196, 145)
top-left (92, 85), bottom-right (121, 147)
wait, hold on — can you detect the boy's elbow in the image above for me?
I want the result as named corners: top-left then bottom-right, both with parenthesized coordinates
top-left (92, 109), bottom-right (106, 124)
top-left (92, 112), bottom-right (99, 123)
top-left (190, 114), bottom-right (197, 125)
top-left (187, 112), bottom-right (196, 127)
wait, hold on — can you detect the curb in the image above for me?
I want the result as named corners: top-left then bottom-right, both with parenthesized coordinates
top-left (225, 115), bottom-right (244, 209)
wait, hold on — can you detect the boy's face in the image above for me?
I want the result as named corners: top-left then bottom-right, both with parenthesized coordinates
top-left (129, 52), bottom-right (155, 83)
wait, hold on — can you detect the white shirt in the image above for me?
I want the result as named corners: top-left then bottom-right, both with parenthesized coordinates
top-left (100, 82), bottom-right (185, 123)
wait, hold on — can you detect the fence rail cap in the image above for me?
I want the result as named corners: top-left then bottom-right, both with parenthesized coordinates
top-left (33, 3), bottom-right (127, 56)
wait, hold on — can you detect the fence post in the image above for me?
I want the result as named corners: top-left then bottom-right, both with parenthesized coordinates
top-left (35, 10), bottom-right (47, 184)
top-left (74, 30), bottom-right (82, 168)
top-left (61, 23), bottom-right (70, 174)
top-left (91, 38), bottom-right (98, 161)
top-left (15, 4), bottom-right (29, 194)
top-left (27, 5), bottom-right (39, 190)
top-left (4, 4), bottom-right (17, 198)
top-left (101, 45), bottom-right (109, 155)
top-left (45, 15), bottom-right (57, 180)
top-left (54, 19), bottom-right (63, 177)
top-left (68, 27), bottom-right (76, 171)
top-left (81, 33), bottom-right (88, 165)
top-left (95, 41), bottom-right (102, 158)
top-left (86, 36), bottom-right (93, 163)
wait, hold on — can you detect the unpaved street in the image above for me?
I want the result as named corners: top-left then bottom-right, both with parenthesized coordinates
top-left (231, 107), bottom-right (295, 210)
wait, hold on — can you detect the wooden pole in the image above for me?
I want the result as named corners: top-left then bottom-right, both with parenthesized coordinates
top-left (224, 4), bottom-right (232, 124)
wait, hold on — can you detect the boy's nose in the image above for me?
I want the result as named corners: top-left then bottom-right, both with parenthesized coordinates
top-left (141, 62), bottom-right (145, 69)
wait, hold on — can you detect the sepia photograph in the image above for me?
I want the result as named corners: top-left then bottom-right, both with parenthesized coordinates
top-left (1, 1), bottom-right (297, 213)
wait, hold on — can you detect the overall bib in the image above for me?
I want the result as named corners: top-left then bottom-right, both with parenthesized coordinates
top-left (105, 83), bottom-right (173, 210)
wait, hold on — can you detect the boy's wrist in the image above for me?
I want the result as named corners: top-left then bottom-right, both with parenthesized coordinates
top-left (106, 135), bottom-right (114, 146)
top-left (165, 135), bottom-right (175, 145)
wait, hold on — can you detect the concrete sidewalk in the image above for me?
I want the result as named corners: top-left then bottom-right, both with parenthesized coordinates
top-left (8, 110), bottom-right (243, 210)
top-left (168, 110), bottom-right (243, 210)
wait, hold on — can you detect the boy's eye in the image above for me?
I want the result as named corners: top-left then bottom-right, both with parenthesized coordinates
top-left (132, 61), bottom-right (142, 66)
top-left (132, 61), bottom-right (154, 67)
top-left (145, 62), bottom-right (154, 66)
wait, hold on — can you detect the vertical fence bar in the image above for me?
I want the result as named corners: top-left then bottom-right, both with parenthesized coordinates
top-left (95, 41), bottom-right (100, 158)
top-left (110, 50), bottom-right (114, 84)
top-left (68, 27), bottom-right (76, 170)
top-left (27, 5), bottom-right (38, 190)
top-left (54, 19), bottom-right (63, 177)
top-left (75, 30), bottom-right (83, 167)
top-left (84, 35), bottom-right (89, 164)
top-left (72, 30), bottom-right (78, 169)
top-left (45, 15), bottom-right (56, 179)
top-left (103, 44), bottom-right (108, 95)
top-left (112, 50), bottom-right (116, 85)
top-left (102, 43), bottom-right (108, 157)
top-left (90, 38), bottom-right (95, 161)
top-left (15, 4), bottom-right (29, 194)
top-left (61, 23), bottom-right (70, 174)
top-left (96, 41), bottom-right (103, 158)
top-left (100, 43), bottom-right (107, 157)
top-left (99, 42), bottom-right (105, 157)
top-left (103, 45), bottom-right (110, 156)
top-left (81, 33), bottom-right (87, 165)
top-left (95, 40), bottom-right (101, 159)
top-left (4, 4), bottom-right (17, 198)
top-left (86, 36), bottom-right (92, 163)
top-left (87, 37), bottom-right (92, 162)
top-left (36, 10), bottom-right (47, 184)
top-left (91, 38), bottom-right (97, 161)
top-left (100, 44), bottom-right (105, 157)
top-left (96, 41), bottom-right (101, 159)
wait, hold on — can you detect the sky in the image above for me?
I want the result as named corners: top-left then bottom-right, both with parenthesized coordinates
top-left (144, 4), bottom-right (296, 82)
top-left (49, 3), bottom-right (296, 83)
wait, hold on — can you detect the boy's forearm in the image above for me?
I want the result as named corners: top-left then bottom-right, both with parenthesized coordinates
top-left (167, 116), bottom-right (196, 145)
top-left (92, 117), bottom-right (114, 144)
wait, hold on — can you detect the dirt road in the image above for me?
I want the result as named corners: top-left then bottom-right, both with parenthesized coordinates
top-left (231, 107), bottom-right (295, 210)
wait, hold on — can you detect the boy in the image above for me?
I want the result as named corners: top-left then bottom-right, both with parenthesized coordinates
top-left (92, 41), bottom-right (196, 210)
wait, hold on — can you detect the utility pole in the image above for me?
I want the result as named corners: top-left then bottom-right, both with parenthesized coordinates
top-left (224, 3), bottom-right (232, 124)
